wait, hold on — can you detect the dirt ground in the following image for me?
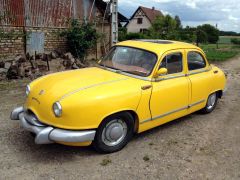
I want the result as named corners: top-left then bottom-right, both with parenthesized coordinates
top-left (0, 57), bottom-right (240, 180)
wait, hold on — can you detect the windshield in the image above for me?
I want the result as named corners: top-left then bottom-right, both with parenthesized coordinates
top-left (99, 46), bottom-right (157, 77)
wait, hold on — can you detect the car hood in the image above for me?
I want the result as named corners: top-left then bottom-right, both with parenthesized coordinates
top-left (25, 67), bottom-right (149, 130)
top-left (29, 67), bottom-right (129, 102)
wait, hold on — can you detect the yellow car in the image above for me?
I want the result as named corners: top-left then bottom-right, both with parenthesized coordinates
top-left (11, 40), bottom-right (226, 153)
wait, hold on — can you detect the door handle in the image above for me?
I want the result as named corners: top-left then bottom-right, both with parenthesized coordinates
top-left (141, 85), bottom-right (152, 90)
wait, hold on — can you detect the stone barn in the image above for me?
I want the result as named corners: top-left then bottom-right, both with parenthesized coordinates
top-left (0, 0), bottom-right (127, 60)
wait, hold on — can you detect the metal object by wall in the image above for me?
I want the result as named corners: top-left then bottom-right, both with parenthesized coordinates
top-left (26, 32), bottom-right (44, 55)
top-left (111, 0), bottom-right (118, 46)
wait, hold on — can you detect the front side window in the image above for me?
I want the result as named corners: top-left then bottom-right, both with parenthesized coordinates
top-left (187, 51), bottom-right (206, 71)
top-left (100, 46), bottom-right (157, 77)
top-left (159, 52), bottom-right (183, 74)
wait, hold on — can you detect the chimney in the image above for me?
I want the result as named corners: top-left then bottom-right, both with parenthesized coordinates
top-left (152, 7), bottom-right (155, 10)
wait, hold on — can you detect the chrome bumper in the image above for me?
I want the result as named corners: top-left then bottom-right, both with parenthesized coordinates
top-left (223, 87), bottom-right (227, 96)
top-left (10, 107), bottom-right (96, 144)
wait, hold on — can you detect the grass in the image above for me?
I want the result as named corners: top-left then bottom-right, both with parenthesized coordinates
top-left (200, 43), bottom-right (240, 62)
top-left (218, 36), bottom-right (240, 44)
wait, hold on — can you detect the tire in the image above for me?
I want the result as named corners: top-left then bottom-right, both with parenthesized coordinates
top-left (201, 92), bottom-right (218, 114)
top-left (93, 112), bottom-right (134, 153)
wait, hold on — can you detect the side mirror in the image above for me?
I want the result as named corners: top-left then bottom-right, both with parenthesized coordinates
top-left (156, 68), bottom-right (168, 77)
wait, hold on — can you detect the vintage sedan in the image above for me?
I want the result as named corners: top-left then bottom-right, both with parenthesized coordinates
top-left (11, 40), bottom-right (226, 153)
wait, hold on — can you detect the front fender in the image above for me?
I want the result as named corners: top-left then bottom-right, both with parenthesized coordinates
top-left (58, 78), bottom-right (142, 130)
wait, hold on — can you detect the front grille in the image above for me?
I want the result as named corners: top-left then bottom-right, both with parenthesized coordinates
top-left (24, 110), bottom-right (46, 127)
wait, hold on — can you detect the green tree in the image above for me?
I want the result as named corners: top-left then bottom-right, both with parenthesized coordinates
top-left (198, 24), bottom-right (219, 43)
top-left (174, 15), bottom-right (182, 30)
top-left (149, 15), bottom-right (177, 39)
top-left (196, 27), bottom-right (208, 44)
top-left (178, 26), bottom-right (197, 42)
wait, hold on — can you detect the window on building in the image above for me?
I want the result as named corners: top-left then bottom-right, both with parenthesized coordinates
top-left (137, 18), bottom-right (143, 24)
top-left (140, 28), bottom-right (148, 34)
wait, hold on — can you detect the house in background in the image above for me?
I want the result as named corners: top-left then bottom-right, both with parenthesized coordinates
top-left (126, 6), bottom-right (163, 33)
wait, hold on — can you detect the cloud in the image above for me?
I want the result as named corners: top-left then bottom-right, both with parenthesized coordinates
top-left (119, 0), bottom-right (240, 32)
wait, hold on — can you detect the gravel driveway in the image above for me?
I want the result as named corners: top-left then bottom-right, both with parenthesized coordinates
top-left (0, 57), bottom-right (240, 180)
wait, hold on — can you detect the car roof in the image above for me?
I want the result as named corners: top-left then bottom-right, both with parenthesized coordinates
top-left (116, 40), bottom-right (202, 55)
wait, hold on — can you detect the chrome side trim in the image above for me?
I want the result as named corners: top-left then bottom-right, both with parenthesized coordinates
top-left (140, 99), bottom-right (205, 124)
top-left (59, 78), bottom-right (128, 101)
top-left (151, 106), bottom-right (189, 121)
top-left (188, 99), bottom-right (205, 108)
top-left (153, 73), bottom-right (186, 82)
top-left (187, 67), bottom-right (212, 76)
top-left (140, 106), bottom-right (188, 124)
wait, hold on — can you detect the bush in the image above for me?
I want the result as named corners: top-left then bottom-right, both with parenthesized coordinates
top-left (118, 27), bottom-right (127, 41)
top-left (125, 32), bottom-right (146, 40)
top-left (231, 38), bottom-right (240, 45)
top-left (60, 19), bottom-right (99, 61)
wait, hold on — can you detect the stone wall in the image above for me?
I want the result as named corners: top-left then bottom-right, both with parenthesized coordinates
top-left (0, 24), bottom-right (111, 61)
top-left (0, 26), bottom-right (25, 59)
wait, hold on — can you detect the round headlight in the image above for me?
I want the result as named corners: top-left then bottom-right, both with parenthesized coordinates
top-left (52, 102), bottom-right (62, 117)
top-left (26, 85), bottom-right (30, 96)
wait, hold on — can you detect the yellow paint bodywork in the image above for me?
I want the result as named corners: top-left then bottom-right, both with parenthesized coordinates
top-left (25, 40), bottom-right (226, 146)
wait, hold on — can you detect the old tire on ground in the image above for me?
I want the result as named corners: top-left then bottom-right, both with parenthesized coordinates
top-left (201, 92), bottom-right (218, 114)
top-left (93, 112), bottom-right (134, 153)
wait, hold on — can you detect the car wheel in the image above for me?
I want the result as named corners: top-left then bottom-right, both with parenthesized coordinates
top-left (93, 112), bottom-right (134, 153)
top-left (201, 92), bottom-right (218, 114)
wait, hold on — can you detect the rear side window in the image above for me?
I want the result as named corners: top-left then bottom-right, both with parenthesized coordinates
top-left (159, 52), bottom-right (183, 74)
top-left (187, 51), bottom-right (206, 71)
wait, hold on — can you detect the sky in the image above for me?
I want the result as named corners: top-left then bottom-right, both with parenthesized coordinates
top-left (118, 0), bottom-right (240, 33)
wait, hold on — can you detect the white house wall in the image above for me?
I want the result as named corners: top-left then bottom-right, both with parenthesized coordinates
top-left (126, 9), bottom-right (152, 33)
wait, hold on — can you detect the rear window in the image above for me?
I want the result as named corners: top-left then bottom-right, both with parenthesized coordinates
top-left (187, 51), bottom-right (206, 71)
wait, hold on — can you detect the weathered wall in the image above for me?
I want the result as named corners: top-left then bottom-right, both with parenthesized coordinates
top-left (0, 0), bottom-right (111, 60)
top-left (0, 25), bottom-right (111, 60)
top-left (0, 27), bottom-right (67, 59)
top-left (26, 27), bottom-right (67, 53)
top-left (0, 26), bottom-right (25, 58)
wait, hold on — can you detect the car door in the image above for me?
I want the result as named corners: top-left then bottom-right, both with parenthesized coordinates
top-left (186, 50), bottom-right (214, 112)
top-left (149, 50), bottom-right (190, 125)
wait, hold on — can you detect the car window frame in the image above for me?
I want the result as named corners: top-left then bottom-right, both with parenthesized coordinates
top-left (187, 50), bottom-right (207, 72)
top-left (158, 51), bottom-right (184, 75)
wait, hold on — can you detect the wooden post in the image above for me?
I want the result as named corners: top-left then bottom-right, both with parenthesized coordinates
top-left (46, 54), bottom-right (50, 71)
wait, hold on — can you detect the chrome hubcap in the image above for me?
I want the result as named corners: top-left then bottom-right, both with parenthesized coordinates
top-left (102, 119), bottom-right (127, 146)
top-left (207, 93), bottom-right (217, 110)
